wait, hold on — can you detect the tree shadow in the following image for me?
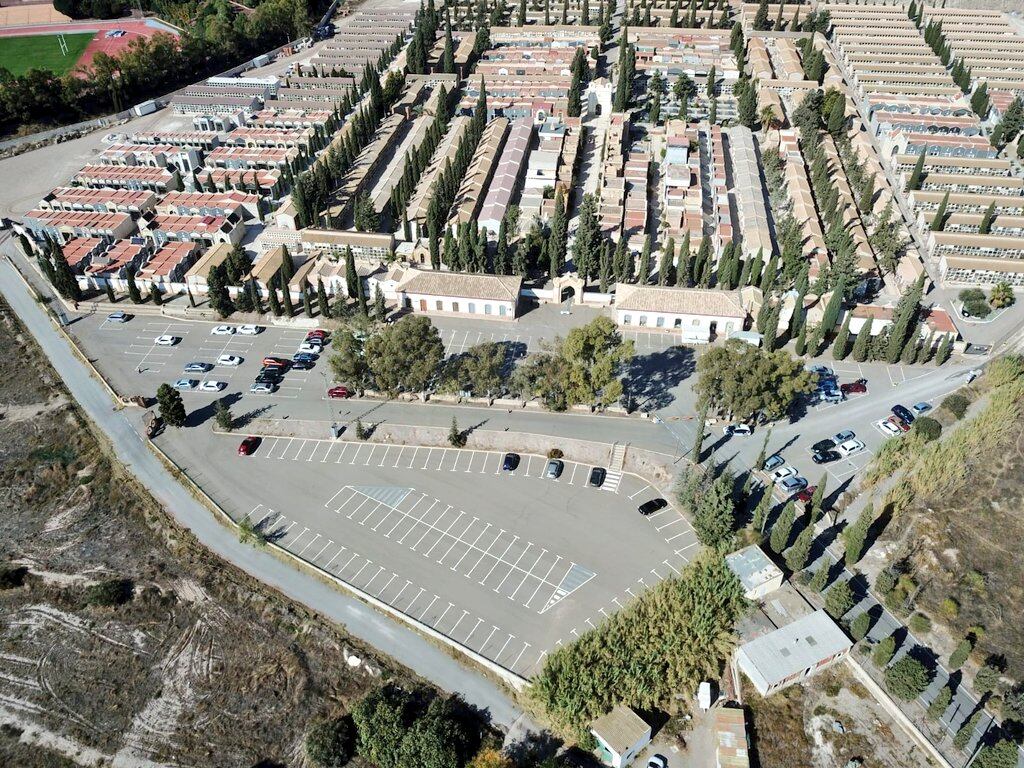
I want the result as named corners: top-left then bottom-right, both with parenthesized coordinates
top-left (235, 403), bottom-right (273, 430)
top-left (506, 730), bottom-right (563, 767)
top-left (625, 345), bottom-right (695, 411)
top-left (184, 391), bottom-right (243, 428)
top-left (808, 523), bottom-right (843, 564)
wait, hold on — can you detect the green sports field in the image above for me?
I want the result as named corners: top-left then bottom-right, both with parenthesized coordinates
top-left (0, 31), bottom-right (95, 77)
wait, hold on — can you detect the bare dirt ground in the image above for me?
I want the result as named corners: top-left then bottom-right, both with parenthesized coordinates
top-left (0, 296), bottom-right (413, 766)
top-left (744, 667), bottom-right (935, 768)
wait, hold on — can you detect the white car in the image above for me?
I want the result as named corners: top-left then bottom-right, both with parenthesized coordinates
top-left (837, 439), bottom-right (866, 458)
top-left (154, 335), bottom-right (180, 346)
top-left (877, 419), bottom-right (902, 437)
top-left (250, 382), bottom-right (275, 394)
top-left (211, 325), bottom-right (236, 335)
top-left (173, 378), bottom-right (197, 390)
top-left (770, 465), bottom-right (798, 484)
top-left (238, 325), bottom-right (262, 335)
top-left (723, 423), bottom-right (753, 436)
top-left (217, 354), bottom-right (243, 366)
top-left (297, 342), bottom-right (322, 355)
top-left (199, 380), bottom-right (226, 392)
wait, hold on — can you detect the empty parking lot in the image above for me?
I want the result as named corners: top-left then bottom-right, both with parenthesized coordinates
top-left (189, 433), bottom-right (698, 679)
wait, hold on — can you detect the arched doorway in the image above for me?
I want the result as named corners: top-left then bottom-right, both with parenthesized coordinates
top-left (549, 273), bottom-right (586, 305)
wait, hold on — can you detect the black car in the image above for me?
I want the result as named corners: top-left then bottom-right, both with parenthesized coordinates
top-left (812, 438), bottom-right (836, 453)
top-left (638, 498), bottom-right (668, 516)
top-left (892, 404), bottom-right (915, 424)
top-left (588, 466), bottom-right (607, 488)
top-left (502, 452), bottom-right (520, 471)
top-left (255, 370), bottom-right (284, 384)
top-left (812, 449), bottom-right (840, 464)
top-left (290, 359), bottom-right (315, 370)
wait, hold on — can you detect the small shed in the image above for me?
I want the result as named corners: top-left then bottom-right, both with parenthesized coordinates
top-left (590, 705), bottom-right (652, 768)
top-left (726, 545), bottom-right (784, 600)
top-left (714, 707), bottom-right (750, 768)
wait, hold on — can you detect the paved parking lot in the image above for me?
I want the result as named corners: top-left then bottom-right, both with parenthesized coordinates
top-left (183, 433), bottom-right (698, 679)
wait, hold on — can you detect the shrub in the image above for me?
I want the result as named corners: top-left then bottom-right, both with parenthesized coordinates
top-left (85, 578), bottom-right (133, 607)
top-left (911, 417), bottom-right (941, 442)
top-left (885, 655), bottom-right (932, 700)
top-left (875, 569), bottom-right (897, 595)
top-left (939, 597), bottom-right (960, 619)
top-left (0, 565), bottom-right (28, 590)
top-left (214, 399), bottom-right (234, 431)
top-left (355, 419), bottom-right (369, 440)
top-left (850, 611), bottom-right (872, 641)
top-left (873, 635), bottom-right (896, 667)
top-left (949, 638), bottom-right (973, 670)
top-left (825, 579), bottom-right (855, 619)
top-left (909, 612), bottom-right (932, 634)
top-left (974, 663), bottom-right (1002, 695)
top-left (927, 685), bottom-right (953, 721)
top-left (305, 716), bottom-right (355, 768)
top-left (547, 448), bottom-right (564, 459)
top-left (942, 393), bottom-right (970, 419)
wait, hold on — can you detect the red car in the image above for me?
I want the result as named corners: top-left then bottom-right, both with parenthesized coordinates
top-left (238, 436), bottom-right (261, 456)
top-left (840, 379), bottom-right (868, 395)
top-left (328, 386), bottom-right (352, 399)
top-left (796, 486), bottom-right (817, 504)
top-left (262, 356), bottom-right (290, 367)
top-left (887, 415), bottom-right (911, 433)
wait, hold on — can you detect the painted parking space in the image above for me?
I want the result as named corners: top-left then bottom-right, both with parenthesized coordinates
top-left (240, 502), bottom-right (539, 677)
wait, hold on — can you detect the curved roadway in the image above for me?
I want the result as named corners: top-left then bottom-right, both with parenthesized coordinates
top-left (0, 249), bottom-right (530, 731)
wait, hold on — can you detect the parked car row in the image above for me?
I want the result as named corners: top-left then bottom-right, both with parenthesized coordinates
top-left (807, 365), bottom-right (869, 405)
top-left (875, 402), bottom-right (930, 437)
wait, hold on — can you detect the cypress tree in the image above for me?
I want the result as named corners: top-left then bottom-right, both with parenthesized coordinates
top-left (268, 287), bottom-right (282, 316)
top-left (978, 201), bottom-right (996, 234)
top-left (676, 231), bottom-right (691, 286)
top-left (344, 246), bottom-right (358, 298)
top-left (795, 320), bottom-right (808, 356)
top-left (931, 191), bottom-right (950, 231)
top-left (843, 503), bottom-right (874, 564)
top-left (832, 313), bottom-right (852, 360)
top-left (785, 525), bottom-right (814, 572)
top-left (886, 274), bottom-right (924, 363)
top-left (851, 316), bottom-right (873, 362)
top-left (317, 278), bottom-right (330, 317)
top-left (637, 238), bottom-right (652, 284)
top-left (934, 333), bottom-right (952, 365)
top-left (281, 285), bottom-right (294, 317)
top-left (658, 238), bottom-right (674, 285)
top-left (769, 502), bottom-right (796, 553)
top-left (906, 147), bottom-right (927, 191)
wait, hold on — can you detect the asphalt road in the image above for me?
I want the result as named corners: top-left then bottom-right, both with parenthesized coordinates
top-left (0, 249), bottom-right (532, 731)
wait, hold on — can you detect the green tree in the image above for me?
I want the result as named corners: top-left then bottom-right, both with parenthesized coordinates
top-left (769, 501), bottom-right (795, 553)
top-left (364, 316), bottom-right (444, 394)
top-left (978, 201), bottom-right (997, 234)
top-left (886, 655), bottom-right (931, 700)
top-left (214, 399), bottom-right (233, 431)
top-left (906, 147), bottom-right (927, 191)
top-left (207, 263), bottom-right (234, 318)
top-left (843, 503), bottom-right (874, 564)
top-left (694, 340), bottom-right (816, 423)
top-left (809, 477), bottom-right (827, 522)
top-left (974, 740), bottom-right (1019, 768)
top-left (931, 191), bottom-right (950, 231)
top-left (127, 269), bottom-right (143, 304)
top-left (954, 709), bottom-right (983, 751)
top-left (886, 274), bottom-right (924, 363)
top-left (832, 313), bottom-right (852, 360)
top-left (824, 578), bottom-right (855, 619)
top-left (974, 663), bottom-right (1002, 695)
top-left (317, 278), bottom-right (330, 317)
top-left (305, 716), bottom-right (356, 768)
top-left (809, 562), bottom-right (830, 592)
top-left (693, 469), bottom-right (736, 549)
top-left (850, 611), bottom-right (871, 641)
top-left (785, 524), bottom-right (814, 572)
top-left (351, 686), bottom-right (412, 768)
top-left (156, 383), bottom-right (186, 428)
top-left (851, 317), bottom-right (873, 362)
top-left (751, 489), bottom-right (773, 534)
top-left (448, 416), bottom-right (466, 447)
top-left (990, 281), bottom-right (1015, 308)
top-left (873, 635), bottom-right (896, 667)
top-left (330, 330), bottom-right (370, 391)
top-left (927, 685), bottom-right (953, 721)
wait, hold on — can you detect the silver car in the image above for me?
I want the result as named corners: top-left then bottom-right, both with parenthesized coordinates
top-left (545, 459), bottom-right (564, 479)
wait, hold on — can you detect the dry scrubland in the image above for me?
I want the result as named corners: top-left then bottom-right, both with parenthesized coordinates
top-left (869, 358), bottom-right (1024, 677)
top-left (0, 297), bottom-right (413, 766)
